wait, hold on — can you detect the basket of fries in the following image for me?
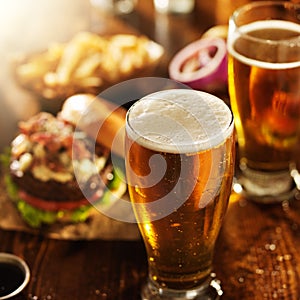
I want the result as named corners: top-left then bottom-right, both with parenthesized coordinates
top-left (13, 31), bottom-right (164, 114)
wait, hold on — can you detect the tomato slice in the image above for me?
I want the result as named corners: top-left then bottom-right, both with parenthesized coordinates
top-left (18, 190), bottom-right (102, 211)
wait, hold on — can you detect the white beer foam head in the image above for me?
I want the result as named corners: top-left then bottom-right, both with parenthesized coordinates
top-left (228, 20), bottom-right (300, 69)
top-left (126, 89), bottom-right (233, 153)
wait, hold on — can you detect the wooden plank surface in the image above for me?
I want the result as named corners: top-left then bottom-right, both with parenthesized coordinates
top-left (1, 0), bottom-right (300, 299)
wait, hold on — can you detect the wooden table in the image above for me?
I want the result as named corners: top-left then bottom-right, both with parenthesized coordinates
top-left (1, 0), bottom-right (300, 299)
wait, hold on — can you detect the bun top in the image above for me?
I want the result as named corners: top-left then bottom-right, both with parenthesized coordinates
top-left (60, 93), bottom-right (95, 125)
top-left (60, 93), bottom-right (126, 158)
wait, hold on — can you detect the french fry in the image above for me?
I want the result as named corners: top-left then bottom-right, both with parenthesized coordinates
top-left (55, 39), bottom-right (86, 85)
top-left (75, 77), bottom-right (103, 87)
top-left (74, 52), bottom-right (103, 79)
top-left (15, 32), bottom-right (164, 100)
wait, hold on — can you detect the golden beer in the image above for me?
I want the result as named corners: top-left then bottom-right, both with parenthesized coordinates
top-left (125, 89), bottom-right (235, 298)
top-left (228, 2), bottom-right (300, 201)
top-left (229, 21), bottom-right (300, 170)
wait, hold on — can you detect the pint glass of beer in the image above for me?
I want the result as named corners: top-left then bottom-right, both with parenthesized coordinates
top-left (228, 1), bottom-right (300, 202)
top-left (125, 89), bottom-right (235, 299)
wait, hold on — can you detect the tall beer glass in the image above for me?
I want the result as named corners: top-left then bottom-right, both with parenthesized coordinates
top-left (228, 1), bottom-right (300, 203)
top-left (125, 89), bottom-right (235, 299)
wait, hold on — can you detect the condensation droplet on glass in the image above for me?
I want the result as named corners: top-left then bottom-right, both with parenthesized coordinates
top-left (256, 268), bottom-right (264, 275)
top-left (277, 254), bottom-right (292, 262)
top-left (265, 243), bottom-right (276, 251)
top-left (284, 254), bottom-right (292, 260)
top-left (292, 222), bottom-right (298, 230)
top-left (271, 270), bottom-right (279, 276)
top-left (282, 200), bottom-right (289, 212)
top-left (273, 265), bottom-right (281, 272)
top-left (239, 198), bottom-right (248, 207)
top-left (238, 277), bottom-right (245, 283)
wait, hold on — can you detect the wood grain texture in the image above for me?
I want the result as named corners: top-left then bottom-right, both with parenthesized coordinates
top-left (2, 193), bottom-right (300, 299)
top-left (215, 193), bottom-right (300, 300)
top-left (0, 230), bottom-right (147, 300)
top-left (1, 0), bottom-right (300, 299)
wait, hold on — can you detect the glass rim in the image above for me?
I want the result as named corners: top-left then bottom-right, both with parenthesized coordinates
top-left (125, 89), bottom-right (234, 154)
top-left (230, 0), bottom-right (300, 45)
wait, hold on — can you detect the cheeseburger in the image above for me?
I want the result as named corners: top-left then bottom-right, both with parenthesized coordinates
top-left (4, 109), bottom-right (125, 228)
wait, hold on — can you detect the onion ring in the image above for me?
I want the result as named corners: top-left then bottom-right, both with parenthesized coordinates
top-left (169, 37), bottom-right (228, 92)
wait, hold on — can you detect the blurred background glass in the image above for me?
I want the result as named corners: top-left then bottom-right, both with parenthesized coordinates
top-left (153, 0), bottom-right (195, 14)
top-left (90, 0), bottom-right (137, 14)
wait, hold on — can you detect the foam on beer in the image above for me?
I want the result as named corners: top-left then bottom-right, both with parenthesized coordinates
top-left (228, 20), bottom-right (300, 70)
top-left (126, 89), bottom-right (233, 153)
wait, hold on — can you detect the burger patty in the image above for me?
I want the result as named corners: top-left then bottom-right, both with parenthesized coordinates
top-left (10, 160), bottom-right (113, 203)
